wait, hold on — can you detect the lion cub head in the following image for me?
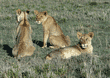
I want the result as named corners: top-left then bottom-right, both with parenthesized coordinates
top-left (16, 9), bottom-right (29, 22)
top-left (34, 10), bottom-right (48, 24)
top-left (77, 32), bottom-right (94, 48)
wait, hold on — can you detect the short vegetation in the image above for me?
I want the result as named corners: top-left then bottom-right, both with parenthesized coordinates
top-left (0, 0), bottom-right (110, 78)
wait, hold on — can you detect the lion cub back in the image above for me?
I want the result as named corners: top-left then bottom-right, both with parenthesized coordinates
top-left (12, 9), bottom-right (35, 58)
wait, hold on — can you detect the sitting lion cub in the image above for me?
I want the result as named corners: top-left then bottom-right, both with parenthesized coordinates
top-left (46, 32), bottom-right (95, 60)
top-left (34, 10), bottom-right (71, 49)
top-left (12, 9), bottom-right (35, 58)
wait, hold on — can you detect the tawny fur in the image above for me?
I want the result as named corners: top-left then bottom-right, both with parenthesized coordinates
top-left (34, 10), bottom-right (71, 49)
top-left (46, 32), bottom-right (95, 60)
top-left (12, 9), bottom-right (35, 59)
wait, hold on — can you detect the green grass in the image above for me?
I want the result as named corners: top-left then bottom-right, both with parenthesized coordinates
top-left (0, 0), bottom-right (110, 78)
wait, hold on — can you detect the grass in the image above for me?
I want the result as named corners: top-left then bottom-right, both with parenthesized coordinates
top-left (0, 0), bottom-right (110, 78)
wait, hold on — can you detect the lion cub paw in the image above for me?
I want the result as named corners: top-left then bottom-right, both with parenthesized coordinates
top-left (49, 46), bottom-right (55, 48)
top-left (49, 46), bottom-right (59, 49)
top-left (42, 45), bottom-right (47, 48)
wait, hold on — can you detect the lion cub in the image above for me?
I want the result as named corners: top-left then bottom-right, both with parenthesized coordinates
top-left (12, 9), bottom-right (35, 58)
top-left (34, 10), bottom-right (71, 49)
top-left (46, 32), bottom-right (94, 60)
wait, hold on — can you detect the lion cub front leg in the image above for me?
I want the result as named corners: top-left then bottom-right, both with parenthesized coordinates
top-left (42, 31), bottom-right (49, 48)
top-left (29, 26), bottom-right (32, 34)
top-left (49, 46), bottom-right (60, 49)
top-left (16, 25), bottom-right (20, 35)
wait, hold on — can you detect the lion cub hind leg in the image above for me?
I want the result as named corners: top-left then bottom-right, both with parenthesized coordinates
top-left (17, 46), bottom-right (35, 59)
top-left (46, 47), bottom-right (82, 60)
top-left (46, 50), bottom-right (61, 60)
top-left (26, 46), bottom-right (35, 56)
top-left (17, 52), bottom-right (26, 59)
top-left (49, 35), bottom-right (68, 48)
top-left (17, 42), bottom-right (27, 58)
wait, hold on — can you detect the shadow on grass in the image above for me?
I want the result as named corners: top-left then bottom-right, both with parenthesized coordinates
top-left (32, 40), bottom-right (51, 47)
top-left (89, 2), bottom-right (97, 6)
top-left (3, 44), bottom-right (14, 57)
top-left (0, 44), bottom-right (3, 48)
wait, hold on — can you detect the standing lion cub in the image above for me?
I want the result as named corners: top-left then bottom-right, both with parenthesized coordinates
top-left (12, 9), bottom-right (35, 58)
top-left (34, 10), bottom-right (71, 49)
top-left (46, 32), bottom-right (95, 60)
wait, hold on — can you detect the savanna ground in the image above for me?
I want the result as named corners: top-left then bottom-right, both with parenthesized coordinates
top-left (0, 0), bottom-right (110, 78)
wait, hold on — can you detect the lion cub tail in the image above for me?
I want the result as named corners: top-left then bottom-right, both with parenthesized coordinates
top-left (65, 35), bottom-right (71, 46)
top-left (46, 54), bottom-right (52, 60)
top-left (46, 50), bottom-right (62, 60)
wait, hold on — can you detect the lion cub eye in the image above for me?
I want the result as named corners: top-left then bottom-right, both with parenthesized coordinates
top-left (86, 38), bottom-right (88, 41)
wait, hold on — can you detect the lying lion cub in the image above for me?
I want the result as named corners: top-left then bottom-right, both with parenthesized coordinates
top-left (46, 32), bottom-right (95, 60)
top-left (34, 10), bottom-right (71, 49)
top-left (12, 9), bottom-right (35, 58)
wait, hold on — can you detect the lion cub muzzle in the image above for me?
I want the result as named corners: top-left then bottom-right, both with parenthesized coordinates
top-left (36, 21), bottom-right (41, 24)
top-left (81, 44), bottom-right (88, 48)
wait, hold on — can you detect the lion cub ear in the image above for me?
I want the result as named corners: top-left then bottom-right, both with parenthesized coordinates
top-left (77, 32), bottom-right (82, 39)
top-left (16, 9), bottom-right (21, 15)
top-left (34, 10), bottom-right (39, 15)
top-left (88, 32), bottom-right (94, 39)
top-left (26, 10), bottom-right (30, 15)
top-left (43, 11), bottom-right (47, 16)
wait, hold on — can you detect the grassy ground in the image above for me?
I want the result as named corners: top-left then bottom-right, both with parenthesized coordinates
top-left (0, 0), bottom-right (110, 78)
